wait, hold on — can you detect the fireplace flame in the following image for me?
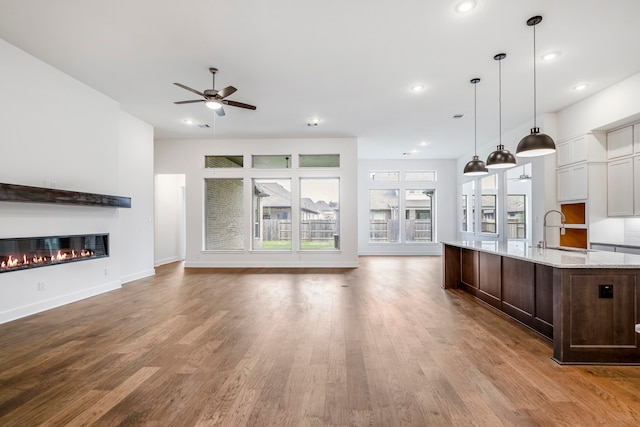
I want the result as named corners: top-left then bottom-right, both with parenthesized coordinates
top-left (1, 249), bottom-right (96, 271)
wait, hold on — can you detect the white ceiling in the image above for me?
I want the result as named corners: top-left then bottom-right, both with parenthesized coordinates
top-left (1, 0), bottom-right (640, 159)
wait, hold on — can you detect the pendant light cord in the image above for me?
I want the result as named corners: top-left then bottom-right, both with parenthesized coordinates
top-left (474, 81), bottom-right (477, 155)
top-left (533, 22), bottom-right (537, 128)
top-left (498, 57), bottom-right (502, 147)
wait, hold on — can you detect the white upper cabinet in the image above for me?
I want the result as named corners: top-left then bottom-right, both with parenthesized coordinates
top-left (607, 157), bottom-right (634, 216)
top-left (635, 156), bottom-right (640, 216)
top-left (557, 163), bottom-right (588, 202)
top-left (607, 126), bottom-right (634, 160)
top-left (556, 132), bottom-right (606, 167)
top-left (635, 123), bottom-right (640, 154)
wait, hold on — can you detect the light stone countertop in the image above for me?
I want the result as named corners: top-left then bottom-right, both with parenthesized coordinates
top-left (444, 240), bottom-right (640, 269)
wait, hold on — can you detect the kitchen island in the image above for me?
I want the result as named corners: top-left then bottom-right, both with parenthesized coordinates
top-left (443, 241), bottom-right (640, 364)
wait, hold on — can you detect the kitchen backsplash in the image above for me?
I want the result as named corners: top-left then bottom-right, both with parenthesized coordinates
top-left (624, 218), bottom-right (640, 245)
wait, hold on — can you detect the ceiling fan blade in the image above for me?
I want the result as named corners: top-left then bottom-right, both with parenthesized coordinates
top-left (174, 100), bottom-right (205, 104)
top-left (173, 82), bottom-right (206, 97)
top-left (217, 86), bottom-right (237, 99)
top-left (215, 107), bottom-right (226, 117)
top-left (223, 100), bottom-right (257, 110)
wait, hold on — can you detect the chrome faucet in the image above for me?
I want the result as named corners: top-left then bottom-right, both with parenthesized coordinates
top-left (542, 210), bottom-right (566, 249)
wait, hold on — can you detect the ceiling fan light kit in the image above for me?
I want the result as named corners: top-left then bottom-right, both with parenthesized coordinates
top-left (205, 100), bottom-right (223, 110)
top-left (486, 53), bottom-right (517, 169)
top-left (516, 15), bottom-right (556, 158)
top-left (173, 67), bottom-right (256, 117)
top-left (463, 77), bottom-right (488, 176)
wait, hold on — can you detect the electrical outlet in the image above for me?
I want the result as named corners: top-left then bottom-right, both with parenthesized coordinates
top-left (105, 268), bottom-right (109, 276)
top-left (37, 281), bottom-right (45, 291)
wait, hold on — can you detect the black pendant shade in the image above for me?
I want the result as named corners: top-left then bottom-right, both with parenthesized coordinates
top-left (463, 78), bottom-right (488, 176)
top-left (486, 145), bottom-right (517, 168)
top-left (516, 16), bottom-right (556, 157)
top-left (516, 127), bottom-right (556, 157)
top-left (486, 53), bottom-right (516, 169)
top-left (464, 155), bottom-right (489, 176)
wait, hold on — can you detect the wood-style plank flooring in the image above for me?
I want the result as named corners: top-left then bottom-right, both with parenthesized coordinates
top-left (1, 256), bottom-right (639, 426)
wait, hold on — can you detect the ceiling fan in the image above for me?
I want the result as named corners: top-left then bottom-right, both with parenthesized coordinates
top-left (173, 67), bottom-right (257, 116)
top-left (509, 173), bottom-right (533, 182)
top-left (508, 165), bottom-right (532, 181)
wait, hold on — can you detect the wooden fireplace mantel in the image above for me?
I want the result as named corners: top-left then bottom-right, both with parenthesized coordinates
top-left (0, 182), bottom-right (131, 208)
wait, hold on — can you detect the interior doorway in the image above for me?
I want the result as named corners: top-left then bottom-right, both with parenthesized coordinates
top-left (154, 174), bottom-right (186, 265)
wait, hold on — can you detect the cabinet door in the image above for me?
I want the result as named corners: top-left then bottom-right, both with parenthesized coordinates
top-left (608, 157), bottom-right (634, 216)
top-left (571, 135), bottom-right (588, 163)
top-left (607, 126), bottom-right (633, 159)
top-left (557, 167), bottom-right (572, 201)
top-left (635, 156), bottom-right (640, 216)
top-left (556, 140), bottom-right (572, 167)
top-left (556, 135), bottom-right (587, 167)
top-left (635, 124), bottom-right (640, 155)
top-left (571, 164), bottom-right (588, 200)
top-left (557, 164), bottom-right (588, 202)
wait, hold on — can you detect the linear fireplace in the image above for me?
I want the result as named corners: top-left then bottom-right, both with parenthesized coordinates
top-left (0, 234), bottom-right (108, 273)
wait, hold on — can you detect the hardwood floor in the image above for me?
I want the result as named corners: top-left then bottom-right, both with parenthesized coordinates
top-left (1, 256), bottom-right (639, 426)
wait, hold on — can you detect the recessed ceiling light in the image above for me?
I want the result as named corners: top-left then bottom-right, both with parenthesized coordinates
top-left (183, 119), bottom-right (195, 125)
top-left (573, 83), bottom-right (589, 91)
top-left (455, 0), bottom-right (477, 13)
top-left (411, 84), bottom-right (425, 92)
top-left (541, 51), bottom-right (560, 61)
top-left (420, 141), bottom-right (429, 146)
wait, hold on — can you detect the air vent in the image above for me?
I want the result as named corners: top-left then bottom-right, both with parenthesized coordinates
top-left (198, 124), bottom-right (210, 128)
top-left (453, 114), bottom-right (464, 119)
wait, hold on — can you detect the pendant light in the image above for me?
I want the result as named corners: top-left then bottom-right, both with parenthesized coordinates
top-left (516, 15), bottom-right (556, 157)
top-left (486, 53), bottom-right (517, 169)
top-left (463, 78), bottom-right (488, 176)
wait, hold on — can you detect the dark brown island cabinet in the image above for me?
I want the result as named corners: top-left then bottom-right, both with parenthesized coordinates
top-left (443, 241), bottom-right (640, 365)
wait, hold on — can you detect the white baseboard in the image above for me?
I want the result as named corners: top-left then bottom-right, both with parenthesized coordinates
top-left (121, 269), bottom-right (155, 284)
top-left (155, 256), bottom-right (182, 267)
top-left (0, 280), bottom-right (122, 325)
top-left (184, 261), bottom-right (359, 268)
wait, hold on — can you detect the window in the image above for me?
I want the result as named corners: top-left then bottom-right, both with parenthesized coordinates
top-left (252, 155), bottom-right (291, 168)
top-left (369, 189), bottom-right (399, 243)
top-left (461, 195), bottom-right (468, 231)
top-left (507, 195), bottom-right (526, 239)
top-left (506, 163), bottom-right (532, 240)
top-left (405, 171), bottom-right (436, 181)
top-left (405, 189), bottom-right (433, 242)
top-left (480, 174), bottom-right (498, 234)
top-left (369, 171), bottom-right (399, 182)
top-left (204, 156), bottom-right (243, 168)
top-left (299, 154), bottom-right (340, 167)
top-left (300, 178), bottom-right (340, 250)
top-left (253, 179), bottom-right (292, 250)
top-left (481, 195), bottom-right (497, 233)
top-left (461, 181), bottom-right (475, 232)
top-left (204, 179), bottom-right (244, 250)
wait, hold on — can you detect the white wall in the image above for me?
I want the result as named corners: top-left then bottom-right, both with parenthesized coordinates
top-left (155, 138), bottom-right (358, 268)
top-left (0, 39), bottom-right (155, 323)
top-left (118, 111), bottom-right (156, 282)
top-left (357, 158), bottom-right (457, 255)
top-left (155, 174), bottom-right (185, 266)
top-left (557, 73), bottom-right (640, 139)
